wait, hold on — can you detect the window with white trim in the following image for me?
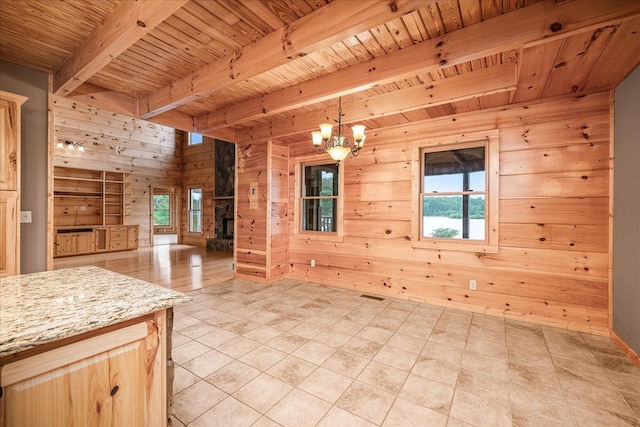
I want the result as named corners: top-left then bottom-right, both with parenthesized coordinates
top-left (412, 131), bottom-right (499, 253)
top-left (188, 188), bottom-right (202, 233)
top-left (295, 156), bottom-right (344, 241)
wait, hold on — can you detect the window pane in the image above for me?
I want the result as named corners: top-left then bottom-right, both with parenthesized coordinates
top-left (424, 146), bottom-right (485, 192)
top-left (189, 132), bottom-right (203, 145)
top-left (422, 195), bottom-right (485, 240)
top-left (153, 194), bottom-right (170, 226)
top-left (190, 211), bottom-right (202, 233)
top-left (302, 198), bottom-right (336, 232)
top-left (190, 189), bottom-right (202, 209)
top-left (304, 164), bottom-right (338, 197)
top-left (189, 189), bottom-right (202, 233)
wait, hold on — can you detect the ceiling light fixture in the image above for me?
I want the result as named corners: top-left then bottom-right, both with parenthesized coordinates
top-left (57, 140), bottom-right (85, 152)
top-left (311, 97), bottom-right (365, 162)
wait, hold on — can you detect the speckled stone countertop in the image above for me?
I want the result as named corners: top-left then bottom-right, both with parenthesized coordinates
top-left (0, 266), bottom-right (191, 358)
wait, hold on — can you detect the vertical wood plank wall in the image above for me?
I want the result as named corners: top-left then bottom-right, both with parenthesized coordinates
top-left (181, 135), bottom-right (214, 246)
top-left (236, 142), bottom-right (269, 280)
top-left (53, 97), bottom-right (182, 247)
top-left (268, 141), bottom-right (289, 282)
top-left (269, 92), bottom-right (610, 335)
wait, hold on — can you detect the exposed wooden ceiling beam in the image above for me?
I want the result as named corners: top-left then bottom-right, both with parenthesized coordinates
top-left (198, 0), bottom-right (640, 134)
top-left (240, 62), bottom-right (518, 142)
top-left (138, 0), bottom-right (435, 119)
top-left (53, 0), bottom-right (189, 96)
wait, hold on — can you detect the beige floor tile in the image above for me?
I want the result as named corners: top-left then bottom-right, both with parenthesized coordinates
top-left (178, 320), bottom-right (219, 339)
top-left (356, 325), bottom-right (395, 345)
top-left (386, 332), bottom-right (426, 354)
top-left (461, 348), bottom-right (508, 379)
top-left (400, 319), bottom-right (437, 338)
top-left (456, 367), bottom-right (510, 406)
top-left (323, 349), bottom-right (370, 379)
top-left (509, 381), bottom-right (574, 426)
top-left (196, 328), bottom-right (238, 348)
top-left (299, 366), bottom-right (353, 404)
top-left (316, 406), bottom-right (377, 427)
top-left (373, 344), bottom-right (419, 371)
top-left (205, 360), bottom-right (261, 394)
top-left (606, 368), bottom-right (640, 394)
top-left (330, 317), bottom-right (366, 336)
top-left (172, 340), bottom-right (212, 365)
top-left (313, 328), bottom-right (352, 348)
top-left (172, 331), bottom-right (191, 348)
top-left (266, 355), bottom-right (318, 386)
top-left (446, 417), bottom-right (474, 427)
top-left (508, 362), bottom-right (562, 396)
top-left (412, 355), bottom-right (460, 388)
top-left (382, 397), bottom-right (448, 427)
top-left (471, 313), bottom-right (505, 332)
top-left (467, 323), bottom-right (506, 347)
top-left (342, 336), bottom-right (384, 359)
top-left (357, 360), bottom-right (408, 394)
top-left (242, 324), bottom-right (283, 344)
top-left (239, 345), bottom-right (287, 371)
top-left (173, 313), bottom-right (202, 331)
top-left (172, 365), bottom-right (199, 394)
top-left (336, 381), bottom-right (396, 425)
top-left (449, 389), bottom-right (511, 427)
top-left (368, 315), bottom-right (404, 332)
top-left (464, 335), bottom-right (506, 360)
top-left (224, 318), bottom-right (262, 335)
top-left (233, 373), bottom-right (292, 414)
top-left (428, 329), bottom-right (468, 350)
top-left (216, 336), bottom-right (262, 359)
top-left (399, 373), bottom-right (455, 414)
top-left (568, 401), bottom-right (640, 427)
top-left (190, 396), bottom-right (261, 427)
top-left (293, 340), bottom-right (336, 365)
top-left (267, 332), bottom-right (308, 353)
top-left (172, 380), bottom-right (227, 425)
top-left (289, 321), bottom-right (326, 340)
top-left (266, 389), bottom-right (332, 427)
top-left (421, 341), bottom-right (464, 365)
top-left (251, 416), bottom-right (282, 427)
top-left (621, 391), bottom-right (640, 420)
top-left (182, 349), bottom-right (234, 378)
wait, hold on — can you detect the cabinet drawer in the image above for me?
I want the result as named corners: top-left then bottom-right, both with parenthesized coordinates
top-left (110, 230), bottom-right (127, 240)
top-left (109, 240), bottom-right (127, 251)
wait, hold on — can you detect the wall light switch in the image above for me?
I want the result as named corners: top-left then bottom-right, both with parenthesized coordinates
top-left (20, 211), bottom-right (32, 223)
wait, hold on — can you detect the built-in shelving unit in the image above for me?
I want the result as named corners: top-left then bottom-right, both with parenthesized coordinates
top-left (53, 167), bottom-right (137, 257)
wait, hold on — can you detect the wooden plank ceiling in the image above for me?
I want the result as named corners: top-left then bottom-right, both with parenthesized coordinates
top-left (1, 0), bottom-right (639, 143)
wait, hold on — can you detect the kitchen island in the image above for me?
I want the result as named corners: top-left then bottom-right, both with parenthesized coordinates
top-left (0, 266), bottom-right (191, 426)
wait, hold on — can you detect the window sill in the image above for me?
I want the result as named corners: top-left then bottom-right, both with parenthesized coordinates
top-left (294, 231), bottom-right (344, 243)
top-left (411, 238), bottom-right (498, 253)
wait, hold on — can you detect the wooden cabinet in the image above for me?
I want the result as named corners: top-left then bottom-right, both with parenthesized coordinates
top-left (1, 313), bottom-right (167, 426)
top-left (0, 91), bottom-right (27, 277)
top-left (55, 229), bottom-right (95, 257)
top-left (54, 167), bottom-right (126, 228)
top-left (128, 225), bottom-right (139, 249)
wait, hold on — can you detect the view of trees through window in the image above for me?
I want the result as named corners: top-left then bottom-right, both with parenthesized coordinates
top-left (153, 194), bottom-right (170, 226)
top-left (302, 163), bottom-right (338, 232)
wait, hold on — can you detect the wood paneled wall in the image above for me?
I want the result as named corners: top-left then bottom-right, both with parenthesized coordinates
top-left (53, 96), bottom-right (182, 247)
top-left (268, 142), bottom-right (289, 282)
top-left (237, 91), bottom-right (612, 335)
top-left (181, 135), bottom-right (214, 246)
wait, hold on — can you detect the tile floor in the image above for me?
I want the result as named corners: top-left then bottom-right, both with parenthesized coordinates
top-left (170, 278), bottom-right (640, 427)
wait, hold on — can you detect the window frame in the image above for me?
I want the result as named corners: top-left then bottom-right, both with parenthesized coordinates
top-left (294, 154), bottom-right (344, 242)
top-left (188, 132), bottom-right (203, 146)
top-left (411, 130), bottom-right (499, 253)
top-left (153, 192), bottom-right (172, 228)
top-left (188, 187), bottom-right (203, 234)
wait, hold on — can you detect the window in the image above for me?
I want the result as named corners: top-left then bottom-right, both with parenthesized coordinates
top-left (188, 132), bottom-right (203, 145)
top-left (189, 188), bottom-right (202, 233)
top-left (153, 194), bottom-right (171, 226)
top-left (412, 130), bottom-right (499, 252)
top-left (296, 156), bottom-right (344, 241)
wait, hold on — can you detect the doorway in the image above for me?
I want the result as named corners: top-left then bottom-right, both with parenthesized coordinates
top-left (152, 187), bottom-right (178, 245)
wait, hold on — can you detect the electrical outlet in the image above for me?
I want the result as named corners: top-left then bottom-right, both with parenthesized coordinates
top-left (80, 206), bottom-right (86, 211)
top-left (310, 259), bottom-right (316, 267)
top-left (469, 279), bottom-right (477, 290)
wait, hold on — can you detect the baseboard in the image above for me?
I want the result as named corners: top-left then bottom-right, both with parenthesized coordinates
top-left (610, 329), bottom-right (640, 369)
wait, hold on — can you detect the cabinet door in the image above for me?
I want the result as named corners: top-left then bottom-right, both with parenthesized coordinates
top-left (55, 233), bottom-right (76, 257)
top-left (0, 96), bottom-right (20, 192)
top-left (4, 339), bottom-right (146, 426)
top-left (95, 227), bottom-right (109, 251)
top-left (75, 231), bottom-right (95, 254)
top-left (127, 226), bottom-right (139, 249)
top-left (0, 191), bottom-right (18, 276)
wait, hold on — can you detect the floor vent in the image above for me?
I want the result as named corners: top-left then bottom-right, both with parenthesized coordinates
top-left (360, 294), bottom-right (385, 301)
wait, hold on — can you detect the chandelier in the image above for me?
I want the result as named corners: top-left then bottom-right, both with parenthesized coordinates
top-left (311, 97), bottom-right (365, 162)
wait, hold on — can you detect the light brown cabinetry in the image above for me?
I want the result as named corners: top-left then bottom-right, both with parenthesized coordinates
top-left (53, 167), bottom-right (138, 257)
top-left (1, 313), bottom-right (167, 426)
top-left (0, 91), bottom-right (27, 277)
top-left (54, 225), bottom-right (138, 257)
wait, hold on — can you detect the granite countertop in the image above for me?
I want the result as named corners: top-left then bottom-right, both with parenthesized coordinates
top-left (0, 266), bottom-right (191, 358)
